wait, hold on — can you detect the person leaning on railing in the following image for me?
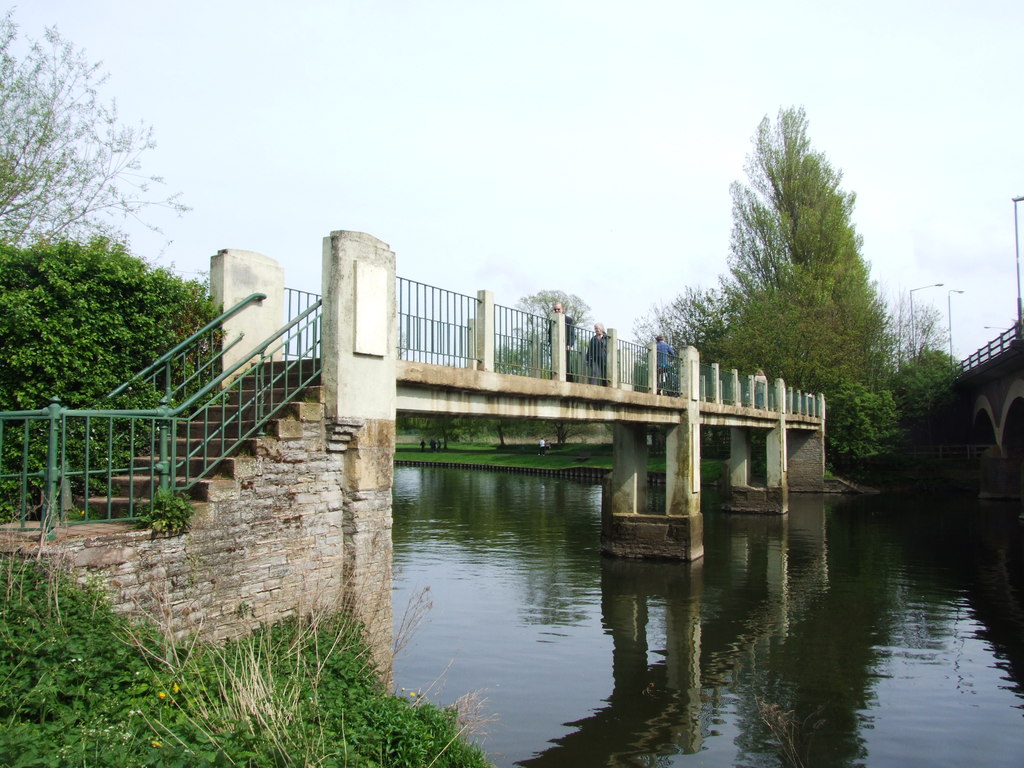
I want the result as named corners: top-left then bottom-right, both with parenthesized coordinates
top-left (587, 323), bottom-right (608, 385)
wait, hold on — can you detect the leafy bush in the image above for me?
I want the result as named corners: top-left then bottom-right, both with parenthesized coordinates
top-left (137, 489), bottom-right (194, 534)
top-left (0, 238), bottom-right (217, 412)
top-left (825, 379), bottom-right (899, 474)
top-left (891, 349), bottom-right (957, 426)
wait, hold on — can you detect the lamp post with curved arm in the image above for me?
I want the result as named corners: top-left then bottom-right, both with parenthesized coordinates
top-left (1015, 196), bottom-right (1024, 333)
top-left (910, 283), bottom-right (944, 359)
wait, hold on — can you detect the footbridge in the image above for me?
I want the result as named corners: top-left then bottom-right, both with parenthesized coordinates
top-left (312, 231), bottom-right (824, 561)
top-left (1, 229), bottom-right (825, 655)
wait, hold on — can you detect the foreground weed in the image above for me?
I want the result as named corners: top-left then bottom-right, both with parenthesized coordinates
top-left (756, 697), bottom-right (826, 768)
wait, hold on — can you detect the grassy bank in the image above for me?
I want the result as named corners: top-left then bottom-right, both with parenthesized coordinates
top-left (0, 557), bottom-right (490, 768)
top-left (396, 441), bottom-right (724, 483)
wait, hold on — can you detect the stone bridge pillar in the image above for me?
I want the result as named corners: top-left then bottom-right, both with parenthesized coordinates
top-left (765, 377), bottom-right (789, 514)
top-left (721, 378), bottom-right (790, 514)
top-left (787, 429), bottom-right (826, 492)
top-left (321, 230), bottom-right (396, 666)
top-left (602, 346), bottom-right (703, 561)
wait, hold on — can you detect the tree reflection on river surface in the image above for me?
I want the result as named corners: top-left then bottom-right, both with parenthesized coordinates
top-left (392, 467), bottom-right (1024, 767)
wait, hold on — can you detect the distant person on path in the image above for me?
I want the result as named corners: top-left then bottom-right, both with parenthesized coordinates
top-left (754, 369), bottom-right (768, 408)
top-left (550, 301), bottom-right (578, 382)
top-left (656, 334), bottom-right (676, 394)
top-left (429, 438), bottom-right (437, 452)
top-left (539, 438), bottom-right (547, 456)
top-left (420, 439), bottom-right (426, 452)
top-left (586, 323), bottom-right (608, 385)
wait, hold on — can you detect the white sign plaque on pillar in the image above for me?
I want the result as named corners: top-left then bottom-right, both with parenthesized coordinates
top-left (354, 260), bottom-right (388, 357)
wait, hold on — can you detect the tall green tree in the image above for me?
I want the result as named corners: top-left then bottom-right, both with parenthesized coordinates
top-left (0, 13), bottom-right (185, 246)
top-left (722, 106), bottom-right (890, 393)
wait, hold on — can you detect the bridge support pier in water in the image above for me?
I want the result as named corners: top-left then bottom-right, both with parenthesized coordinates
top-left (602, 347), bottom-right (704, 561)
top-left (720, 382), bottom-right (826, 514)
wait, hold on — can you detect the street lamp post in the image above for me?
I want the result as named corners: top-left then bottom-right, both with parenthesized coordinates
top-left (910, 283), bottom-right (944, 359)
top-left (947, 289), bottom-right (964, 366)
top-left (1014, 196), bottom-right (1024, 333)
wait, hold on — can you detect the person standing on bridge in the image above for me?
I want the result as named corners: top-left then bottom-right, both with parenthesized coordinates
top-left (586, 323), bottom-right (608, 385)
top-left (656, 334), bottom-right (677, 395)
top-left (550, 302), bottom-right (578, 382)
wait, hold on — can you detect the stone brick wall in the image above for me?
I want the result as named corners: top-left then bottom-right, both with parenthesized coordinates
top-left (20, 402), bottom-right (394, 671)
top-left (787, 431), bottom-right (825, 493)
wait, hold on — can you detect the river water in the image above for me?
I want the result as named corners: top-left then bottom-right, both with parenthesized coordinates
top-left (391, 467), bottom-right (1024, 767)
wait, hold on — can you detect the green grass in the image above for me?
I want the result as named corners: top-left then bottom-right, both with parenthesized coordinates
top-left (0, 557), bottom-right (491, 768)
top-left (397, 441), bottom-right (724, 483)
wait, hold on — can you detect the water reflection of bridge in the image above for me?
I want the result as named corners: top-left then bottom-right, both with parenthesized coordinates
top-left (518, 496), bottom-right (831, 766)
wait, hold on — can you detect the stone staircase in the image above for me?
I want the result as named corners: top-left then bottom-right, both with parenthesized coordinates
top-left (85, 364), bottom-right (322, 520)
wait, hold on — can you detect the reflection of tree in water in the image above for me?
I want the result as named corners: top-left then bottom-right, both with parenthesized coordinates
top-left (394, 467), bottom-right (603, 627)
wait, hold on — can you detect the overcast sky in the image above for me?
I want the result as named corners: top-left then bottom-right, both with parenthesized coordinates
top-left (14, 0), bottom-right (1024, 358)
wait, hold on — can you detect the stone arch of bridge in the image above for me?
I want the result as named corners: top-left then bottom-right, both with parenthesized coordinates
top-left (970, 402), bottom-right (997, 447)
top-left (971, 395), bottom-right (998, 445)
top-left (1003, 397), bottom-right (1024, 458)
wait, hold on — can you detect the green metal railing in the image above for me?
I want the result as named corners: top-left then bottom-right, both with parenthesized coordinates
top-left (1, 296), bottom-right (322, 536)
top-left (397, 278), bottom-right (478, 368)
top-left (720, 370), bottom-right (736, 405)
top-left (494, 303), bottom-right (553, 379)
top-left (105, 293), bottom-right (266, 408)
top-left (284, 288), bottom-right (321, 359)
top-left (618, 339), bottom-right (651, 394)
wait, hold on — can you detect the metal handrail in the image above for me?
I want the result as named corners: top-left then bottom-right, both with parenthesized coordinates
top-left (104, 292), bottom-right (268, 405)
top-left (617, 339), bottom-right (650, 393)
top-left (397, 277), bottom-right (478, 367)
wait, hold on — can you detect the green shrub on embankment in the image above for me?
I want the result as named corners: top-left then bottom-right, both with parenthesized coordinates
top-left (0, 557), bottom-right (490, 768)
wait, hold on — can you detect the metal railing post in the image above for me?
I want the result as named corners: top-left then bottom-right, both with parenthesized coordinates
top-left (157, 398), bottom-right (172, 494)
top-left (476, 290), bottom-right (494, 372)
top-left (43, 398), bottom-right (62, 540)
top-left (647, 342), bottom-right (658, 393)
top-left (608, 329), bottom-right (620, 389)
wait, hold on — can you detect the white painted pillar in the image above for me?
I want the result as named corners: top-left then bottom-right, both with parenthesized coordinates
top-left (665, 346), bottom-right (702, 519)
top-left (609, 422), bottom-right (649, 515)
top-left (767, 377), bottom-right (789, 512)
top-left (319, 230), bottom-right (396, 670)
top-left (210, 249), bottom-right (284, 373)
top-left (552, 311), bottom-right (567, 382)
top-left (475, 289), bottom-right (494, 372)
top-left (321, 231), bottom-right (396, 421)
